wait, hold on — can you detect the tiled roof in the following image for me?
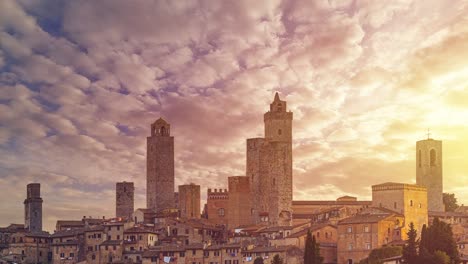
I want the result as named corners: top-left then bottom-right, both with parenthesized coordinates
top-left (338, 214), bottom-right (393, 225)
top-left (100, 240), bottom-right (123, 246)
top-left (293, 200), bottom-right (371, 206)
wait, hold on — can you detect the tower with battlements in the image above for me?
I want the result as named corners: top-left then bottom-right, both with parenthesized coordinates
top-left (24, 183), bottom-right (43, 232)
top-left (147, 118), bottom-right (175, 212)
top-left (247, 93), bottom-right (293, 226)
top-left (416, 138), bottom-right (444, 212)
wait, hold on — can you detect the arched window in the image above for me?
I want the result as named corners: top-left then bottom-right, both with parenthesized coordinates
top-left (430, 149), bottom-right (436, 166)
top-left (160, 126), bottom-right (166, 136)
top-left (410, 200), bottom-right (413, 207)
top-left (418, 150), bottom-right (422, 168)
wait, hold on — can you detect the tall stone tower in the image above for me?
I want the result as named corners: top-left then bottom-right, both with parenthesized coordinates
top-left (228, 176), bottom-right (251, 229)
top-left (247, 92), bottom-right (293, 226)
top-left (24, 183), bottom-right (43, 232)
top-left (116, 182), bottom-right (134, 219)
top-left (178, 184), bottom-right (201, 219)
top-left (147, 118), bottom-right (175, 212)
top-left (416, 138), bottom-right (444, 212)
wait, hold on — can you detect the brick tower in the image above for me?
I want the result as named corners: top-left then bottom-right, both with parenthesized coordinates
top-left (116, 182), bottom-right (134, 219)
top-left (178, 184), bottom-right (201, 219)
top-left (247, 92), bottom-right (293, 226)
top-left (147, 118), bottom-right (175, 212)
top-left (24, 183), bottom-right (43, 232)
top-left (228, 176), bottom-right (251, 229)
top-left (416, 138), bottom-right (444, 212)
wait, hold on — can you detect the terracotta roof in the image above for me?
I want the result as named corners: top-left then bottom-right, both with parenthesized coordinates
top-left (51, 228), bottom-right (84, 237)
top-left (186, 243), bottom-right (204, 249)
top-left (338, 214), bottom-right (394, 225)
top-left (293, 200), bottom-right (371, 206)
top-left (243, 246), bottom-right (288, 253)
top-left (286, 223), bottom-right (336, 238)
top-left (257, 226), bottom-right (294, 233)
top-left (100, 240), bottom-right (123, 246)
top-left (52, 240), bottom-right (79, 246)
top-left (124, 226), bottom-right (158, 234)
top-left (56, 220), bottom-right (84, 226)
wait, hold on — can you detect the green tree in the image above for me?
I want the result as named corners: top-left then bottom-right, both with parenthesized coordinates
top-left (402, 222), bottom-right (418, 264)
top-left (433, 251), bottom-right (450, 264)
top-left (254, 257), bottom-right (264, 264)
top-left (358, 246), bottom-right (402, 264)
top-left (304, 229), bottom-right (313, 264)
top-left (425, 218), bottom-right (459, 264)
top-left (271, 254), bottom-right (283, 264)
top-left (311, 235), bottom-right (323, 264)
top-left (443, 193), bottom-right (459, 212)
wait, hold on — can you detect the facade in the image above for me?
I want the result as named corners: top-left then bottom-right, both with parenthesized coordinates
top-left (206, 188), bottom-right (229, 226)
top-left (147, 117), bottom-right (175, 213)
top-left (248, 93), bottom-right (293, 226)
top-left (178, 184), bottom-right (201, 219)
top-left (228, 176), bottom-right (252, 229)
top-left (337, 213), bottom-right (404, 264)
top-left (372, 182), bottom-right (428, 238)
top-left (24, 183), bottom-right (43, 232)
top-left (116, 181), bottom-right (135, 219)
top-left (416, 138), bottom-right (444, 212)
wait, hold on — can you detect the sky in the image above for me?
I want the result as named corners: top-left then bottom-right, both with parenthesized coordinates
top-left (1, 0), bottom-right (468, 232)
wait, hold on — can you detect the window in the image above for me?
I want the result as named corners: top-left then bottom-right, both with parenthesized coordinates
top-left (347, 227), bottom-right (353, 233)
top-left (316, 232), bottom-right (320, 238)
top-left (348, 243), bottom-right (353, 250)
top-left (218, 208), bottom-right (225, 217)
top-left (113, 245), bottom-right (116, 250)
top-left (364, 226), bottom-right (369, 233)
top-left (214, 251), bottom-right (220, 256)
top-left (273, 178), bottom-right (276, 186)
top-left (419, 203), bottom-right (422, 208)
top-left (394, 202), bottom-right (397, 209)
top-left (70, 253), bottom-right (74, 258)
top-left (185, 229), bottom-right (189, 234)
top-left (278, 129), bottom-right (282, 135)
top-left (410, 200), bottom-right (413, 207)
top-left (204, 251), bottom-right (209, 257)
top-left (192, 250), bottom-right (196, 256)
top-left (117, 235), bottom-right (120, 240)
top-left (92, 255), bottom-right (96, 260)
top-left (430, 149), bottom-right (436, 166)
top-left (325, 232), bottom-right (329, 238)
top-left (180, 252), bottom-right (185, 257)
top-left (117, 226), bottom-right (120, 231)
top-left (60, 253), bottom-right (65, 258)
top-left (139, 235), bottom-right (143, 240)
top-left (418, 150), bottom-right (422, 168)
top-left (388, 228), bottom-right (390, 234)
top-left (105, 246), bottom-right (108, 250)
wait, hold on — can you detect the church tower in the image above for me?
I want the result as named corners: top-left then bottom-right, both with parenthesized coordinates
top-left (248, 92), bottom-right (293, 226)
top-left (24, 183), bottom-right (43, 232)
top-left (416, 138), bottom-right (444, 212)
top-left (147, 118), bottom-right (175, 212)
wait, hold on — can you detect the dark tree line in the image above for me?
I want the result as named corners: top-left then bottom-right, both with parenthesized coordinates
top-left (402, 219), bottom-right (459, 264)
top-left (304, 229), bottom-right (323, 264)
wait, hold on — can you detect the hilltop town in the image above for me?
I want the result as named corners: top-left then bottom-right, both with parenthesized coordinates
top-left (1, 93), bottom-right (468, 264)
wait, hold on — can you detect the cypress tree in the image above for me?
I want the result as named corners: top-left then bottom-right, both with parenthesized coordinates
top-left (304, 229), bottom-right (312, 264)
top-left (402, 222), bottom-right (418, 264)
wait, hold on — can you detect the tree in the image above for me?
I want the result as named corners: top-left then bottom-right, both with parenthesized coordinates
top-left (254, 257), bottom-right (264, 264)
top-left (304, 230), bottom-right (323, 264)
top-left (402, 222), bottom-right (418, 264)
top-left (433, 251), bottom-right (450, 264)
top-left (443, 193), bottom-right (459, 212)
top-left (358, 246), bottom-right (402, 264)
top-left (271, 254), bottom-right (283, 264)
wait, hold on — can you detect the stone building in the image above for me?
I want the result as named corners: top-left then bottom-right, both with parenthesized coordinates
top-left (228, 176), bottom-right (252, 229)
top-left (206, 188), bottom-right (229, 226)
top-left (372, 182), bottom-right (428, 238)
top-left (116, 181), bottom-right (135, 220)
top-left (147, 117), bottom-right (175, 213)
top-left (178, 184), bottom-right (201, 219)
top-left (337, 212), bottom-right (404, 264)
top-left (24, 183), bottom-right (43, 232)
top-left (248, 93), bottom-right (293, 226)
top-left (416, 138), bottom-right (444, 212)
top-left (84, 225), bottom-right (105, 264)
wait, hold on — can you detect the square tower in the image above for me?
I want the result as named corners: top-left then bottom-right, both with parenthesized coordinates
top-left (227, 176), bottom-right (251, 229)
top-left (178, 184), bottom-right (201, 219)
top-left (24, 183), bottom-right (43, 232)
top-left (416, 138), bottom-right (444, 212)
top-left (147, 118), bottom-right (175, 212)
top-left (248, 92), bottom-right (293, 226)
top-left (116, 182), bottom-right (134, 219)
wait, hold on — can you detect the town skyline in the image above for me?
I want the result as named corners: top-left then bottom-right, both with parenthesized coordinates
top-left (2, 0), bottom-right (468, 234)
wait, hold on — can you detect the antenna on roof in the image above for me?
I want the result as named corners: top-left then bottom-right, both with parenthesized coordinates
top-left (426, 128), bottom-right (431, 139)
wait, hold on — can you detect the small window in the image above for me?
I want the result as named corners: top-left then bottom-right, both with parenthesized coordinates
top-left (418, 150), bottom-right (422, 168)
top-left (347, 227), bottom-right (353, 233)
top-left (430, 149), bottom-right (436, 166)
top-left (410, 200), bottom-right (413, 207)
top-left (394, 202), bottom-right (397, 209)
top-left (366, 243), bottom-right (371, 250)
top-left (348, 243), bottom-right (353, 250)
top-left (218, 208), bottom-right (225, 217)
top-left (278, 129), bottom-right (282, 135)
top-left (364, 226), bottom-right (369, 233)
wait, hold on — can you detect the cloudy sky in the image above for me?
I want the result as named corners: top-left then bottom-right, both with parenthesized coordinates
top-left (1, 0), bottom-right (468, 232)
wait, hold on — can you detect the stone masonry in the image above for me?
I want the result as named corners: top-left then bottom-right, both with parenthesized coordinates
top-left (227, 176), bottom-right (251, 229)
top-left (178, 184), bottom-right (201, 219)
top-left (416, 138), bottom-right (444, 212)
top-left (116, 182), bottom-right (134, 219)
top-left (147, 117), bottom-right (175, 213)
top-left (247, 93), bottom-right (293, 226)
top-left (24, 183), bottom-right (42, 232)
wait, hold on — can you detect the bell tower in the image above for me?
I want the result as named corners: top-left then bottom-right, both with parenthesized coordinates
top-left (416, 137), bottom-right (444, 212)
top-left (264, 92), bottom-right (293, 143)
top-left (147, 117), bottom-right (175, 212)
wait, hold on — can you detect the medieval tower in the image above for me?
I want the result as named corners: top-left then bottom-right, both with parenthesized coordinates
top-left (116, 182), bottom-right (134, 219)
top-left (147, 118), bottom-right (175, 212)
top-left (247, 92), bottom-right (293, 226)
top-left (178, 184), bottom-right (201, 219)
top-left (24, 183), bottom-right (43, 232)
top-left (416, 138), bottom-right (444, 212)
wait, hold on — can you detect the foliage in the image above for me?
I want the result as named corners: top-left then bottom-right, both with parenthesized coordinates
top-left (433, 251), bottom-right (450, 264)
top-left (402, 222), bottom-right (419, 264)
top-left (358, 246), bottom-right (402, 264)
top-left (271, 254), bottom-right (283, 264)
top-left (304, 230), bottom-right (323, 264)
top-left (254, 257), bottom-right (264, 264)
top-left (443, 193), bottom-right (459, 212)
top-left (420, 218), bottom-right (459, 264)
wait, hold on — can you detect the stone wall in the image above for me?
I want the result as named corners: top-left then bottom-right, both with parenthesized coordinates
top-left (178, 184), bottom-right (201, 219)
top-left (147, 118), bottom-right (175, 213)
top-left (228, 176), bottom-right (251, 229)
top-left (116, 182), bottom-right (134, 219)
